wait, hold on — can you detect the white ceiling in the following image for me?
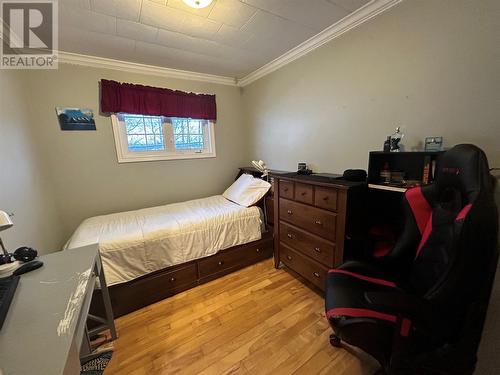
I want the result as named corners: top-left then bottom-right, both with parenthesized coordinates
top-left (59, 0), bottom-right (371, 79)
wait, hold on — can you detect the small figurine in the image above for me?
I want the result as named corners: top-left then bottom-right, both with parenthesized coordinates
top-left (390, 127), bottom-right (404, 152)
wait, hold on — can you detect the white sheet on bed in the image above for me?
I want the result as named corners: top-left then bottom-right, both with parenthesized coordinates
top-left (64, 195), bottom-right (263, 286)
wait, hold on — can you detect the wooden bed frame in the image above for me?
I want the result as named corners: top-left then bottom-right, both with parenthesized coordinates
top-left (90, 167), bottom-right (275, 318)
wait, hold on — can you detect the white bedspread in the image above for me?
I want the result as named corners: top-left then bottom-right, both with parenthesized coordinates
top-left (64, 195), bottom-right (263, 286)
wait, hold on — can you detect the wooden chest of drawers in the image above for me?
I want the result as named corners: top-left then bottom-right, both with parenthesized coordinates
top-left (272, 173), bottom-right (365, 291)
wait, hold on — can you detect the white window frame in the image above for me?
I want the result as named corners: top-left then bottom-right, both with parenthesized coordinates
top-left (111, 114), bottom-right (216, 163)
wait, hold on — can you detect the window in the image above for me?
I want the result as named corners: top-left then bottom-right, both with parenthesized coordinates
top-left (111, 113), bottom-right (216, 163)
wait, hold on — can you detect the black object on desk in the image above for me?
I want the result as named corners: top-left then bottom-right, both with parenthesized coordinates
top-left (13, 260), bottom-right (43, 276)
top-left (0, 275), bottom-right (19, 330)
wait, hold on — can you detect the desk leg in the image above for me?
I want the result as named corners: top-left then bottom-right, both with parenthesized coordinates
top-left (96, 254), bottom-right (117, 340)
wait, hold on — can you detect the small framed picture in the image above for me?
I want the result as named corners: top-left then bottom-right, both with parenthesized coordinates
top-left (424, 137), bottom-right (443, 152)
top-left (56, 107), bottom-right (96, 131)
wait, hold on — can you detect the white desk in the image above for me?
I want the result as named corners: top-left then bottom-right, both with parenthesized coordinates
top-left (0, 244), bottom-right (116, 375)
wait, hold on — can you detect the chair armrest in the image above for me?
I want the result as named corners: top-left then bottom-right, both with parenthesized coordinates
top-left (364, 291), bottom-right (433, 323)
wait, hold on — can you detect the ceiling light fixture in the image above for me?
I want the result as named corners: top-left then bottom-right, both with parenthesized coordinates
top-left (182, 0), bottom-right (213, 9)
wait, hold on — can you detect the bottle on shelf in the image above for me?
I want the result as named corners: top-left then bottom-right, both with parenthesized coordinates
top-left (383, 136), bottom-right (391, 152)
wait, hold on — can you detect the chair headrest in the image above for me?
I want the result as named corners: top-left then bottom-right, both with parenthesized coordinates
top-left (435, 144), bottom-right (492, 203)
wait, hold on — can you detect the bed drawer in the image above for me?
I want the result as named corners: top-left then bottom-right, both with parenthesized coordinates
top-left (280, 244), bottom-right (328, 291)
top-left (279, 198), bottom-right (336, 241)
top-left (279, 222), bottom-right (335, 267)
top-left (198, 240), bottom-right (273, 280)
top-left (161, 263), bottom-right (198, 290)
top-left (279, 180), bottom-right (294, 199)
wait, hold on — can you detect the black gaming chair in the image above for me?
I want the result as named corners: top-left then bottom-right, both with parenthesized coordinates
top-left (325, 144), bottom-right (498, 374)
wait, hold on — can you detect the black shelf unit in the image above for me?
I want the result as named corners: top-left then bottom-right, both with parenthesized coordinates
top-left (367, 151), bottom-right (444, 192)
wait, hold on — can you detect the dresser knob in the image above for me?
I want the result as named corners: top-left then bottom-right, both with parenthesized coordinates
top-left (287, 233), bottom-right (294, 239)
top-left (256, 248), bottom-right (261, 253)
top-left (323, 196), bottom-right (329, 201)
top-left (287, 255), bottom-right (292, 260)
top-left (218, 261), bottom-right (224, 266)
top-left (287, 210), bottom-right (293, 215)
top-left (169, 277), bottom-right (176, 282)
top-left (301, 191), bottom-right (306, 196)
top-left (283, 187), bottom-right (289, 192)
top-left (313, 272), bottom-right (320, 278)
top-left (315, 220), bottom-right (322, 225)
top-left (314, 247), bottom-right (321, 253)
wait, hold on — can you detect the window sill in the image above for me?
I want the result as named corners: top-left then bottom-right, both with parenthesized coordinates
top-left (116, 152), bottom-right (217, 163)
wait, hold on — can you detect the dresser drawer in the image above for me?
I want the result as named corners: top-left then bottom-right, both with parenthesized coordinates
top-left (279, 180), bottom-right (294, 199)
top-left (279, 222), bottom-right (335, 267)
top-left (198, 241), bottom-right (272, 279)
top-left (295, 183), bottom-right (313, 205)
top-left (279, 198), bottom-right (336, 241)
top-left (314, 186), bottom-right (338, 211)
top-left (280, 244), bottom-right (328, 291)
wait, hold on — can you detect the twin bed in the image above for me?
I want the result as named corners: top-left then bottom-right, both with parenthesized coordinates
top-left (65, 170), bottom-right (274, 316)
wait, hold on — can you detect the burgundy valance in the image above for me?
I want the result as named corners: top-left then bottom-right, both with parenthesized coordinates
top-left (100, 79), bottom-right (217, 121)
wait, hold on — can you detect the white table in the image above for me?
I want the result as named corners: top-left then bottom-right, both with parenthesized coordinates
top-left (0, 244), bottom-right (116, 375)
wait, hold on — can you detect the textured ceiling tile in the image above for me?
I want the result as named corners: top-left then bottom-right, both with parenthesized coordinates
top-left (156, 27), bottom-right (240, 61)
top-left (208, 0), bottom-right (257, 28)
top-left (135, 40), bottom-right (244, 76)
top-left (117, 19), bottom-right (158, 43)
top-left (241, 10), bottom-right (315, 41)
top-left (91, 0), bottom-right (142, 22)
top-left (62, 0), bottom-right (91, 9)
top-left (242, 0), bottom-right (348, 31)
top-left (140, 0), bottom-right (186, 31)
top-left (60, 27), bottom-right (136, 61)
top-left (60, 4), bottom-right (116, 35)
top-left (213, 24), bottom-right (252, 47)
top-left (180, 14), bottom-right (221, 39)
top-left (327, 0), bottom-right (371, 12)
top-left (156, 27), bottom-right (202, 51)
top-left (166, 0), bottom-right (216, 17)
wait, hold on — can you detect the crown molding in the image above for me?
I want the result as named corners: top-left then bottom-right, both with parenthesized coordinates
top-left (58, 51), bottom-right (238, 86)
top-left (237, 0), bottom-right (402, 87)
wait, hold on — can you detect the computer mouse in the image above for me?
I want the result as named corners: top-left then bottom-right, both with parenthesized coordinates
top-left (13, 260), bottom-right (43, 276)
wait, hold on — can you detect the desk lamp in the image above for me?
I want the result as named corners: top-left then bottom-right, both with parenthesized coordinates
top-left (0, 211), bottom-right (13, 264)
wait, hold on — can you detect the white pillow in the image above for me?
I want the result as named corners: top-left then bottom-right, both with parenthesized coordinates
top-left (223, 174), bottom-right (271, 207)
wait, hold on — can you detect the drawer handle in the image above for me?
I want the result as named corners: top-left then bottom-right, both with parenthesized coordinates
top-left (287, 210), bottom-right (293, 215)
top-left (169, 277), bottom-right (176, 282)
top-left (286, 255), bottom-right (292, 260)
top-left (313, 272), bottom-right (320, 278)
top-left (301, 191), bottom-right (307, 196)
top-left (323, 196), bottom-right (329, 201)
top-left (314, 247), bottom-right (321, 253)
top-left (283, 187), bottom-right (289, 192)
top-left (256, 248), bottom-right (261, 253)
top-left (287, 233), bottom-right (294, 239)
top-left (218, 261), bottom-right (224, 266)
top-left (315, 220), bottom-right (322, 225)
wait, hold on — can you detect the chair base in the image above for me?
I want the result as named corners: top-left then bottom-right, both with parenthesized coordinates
top-left (329, 333), bottom-right (342, 347)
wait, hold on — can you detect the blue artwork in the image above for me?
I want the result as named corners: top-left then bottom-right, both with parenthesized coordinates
top-left (56, 107), bottom-right (96, 131)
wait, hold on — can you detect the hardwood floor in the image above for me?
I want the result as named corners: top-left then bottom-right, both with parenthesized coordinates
top-left (104, 259), bottom-right (379, 375)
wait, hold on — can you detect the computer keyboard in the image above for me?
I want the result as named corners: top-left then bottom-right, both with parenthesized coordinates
top-left (0, 275), bottom-right (19, 330)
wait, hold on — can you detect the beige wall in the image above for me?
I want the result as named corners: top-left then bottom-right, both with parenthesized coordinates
top-left (242, 0), bottom-right (500, 173)
top-left (22, 64), bottom-right (248, 243)
top-left (0, 71), bottom-right (63, 254)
